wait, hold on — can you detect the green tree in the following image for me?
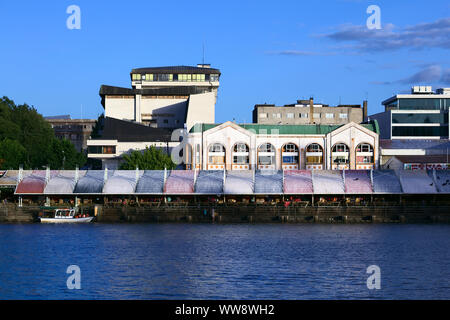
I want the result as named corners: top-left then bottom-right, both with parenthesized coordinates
top-left (0, 139), bottom-right (27, 169)
top-left (119, 146), bottom-right (176, 170)
top-left (0, 96), bottom-right (87, 169)
top-left (47, 138), bottom-right (87, 169)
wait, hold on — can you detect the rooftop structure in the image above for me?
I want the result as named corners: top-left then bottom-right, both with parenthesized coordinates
top-left (88, 64), bottom-right (221, 169)
top-left (253, 97), bottom-right (367, 125)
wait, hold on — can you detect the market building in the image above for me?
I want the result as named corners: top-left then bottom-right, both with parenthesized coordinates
top-left (187, 120), bottom-right (379, 171)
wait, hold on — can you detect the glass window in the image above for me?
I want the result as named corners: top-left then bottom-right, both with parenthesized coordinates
top-left (392, 113), bottom-right (448, 124)
top-left (132, 74), bottom-right (141, 81)
top-left (332, 143), bottom-right (349, 152)
top-left (282, 143), bottom-right (298, 153)
top-left (258, 143), bottom-right (274, 153)
top-left (233, 143), bottom-right (249, 153)
top-left (313, 113), bottom-right (321, 118)
top-left (282, 156), bottom-right (298, 164)
top-left (356, 143), bottom-right (373, 152)
top-left (333, 156), bottom-right (349, 164)
top-left (272, 113), bottom-right (281, 119)
top-left (259, 113), bottom-right (267, 118)
top-left (233, 155), bottom-right (249, 164)
top-left (325, 113), bottom-right (334, 119)
top-left (209, 143), bottom-right (225, 153)
top-left (306, 156), bottom-right (323, 164)
top-left (339, 113), bottom-right (348, 119)
top-left (392, 126), bottom-right (448, 137)
top-left (286, 113), bottom-right (294, 119)
top-left (306, 143), bottom-right (322, 152)
top-left (398, 98), bottom-right (450, 111)
top-left (209, 156), bottom-right (224, 164)
top-left (210, 74), bottom-right (219, 82)
top-left (357, 155), bottom-right (374, 164)
top-left (299, 113), bottom-right (308, 118)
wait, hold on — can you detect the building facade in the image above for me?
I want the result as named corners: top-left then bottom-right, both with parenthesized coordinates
top-left (45, 115), bottom-right (96, 152)
top-left (379, 139), bottom-right (450, 170)
top-left (370, 86), bottom-right (450, 139)
top-left (87, 64), bottom-right (220, 168)
top-left (187, 121), bottom-right (379, 171)
top-left (253, 98), bottom-right (367, 125)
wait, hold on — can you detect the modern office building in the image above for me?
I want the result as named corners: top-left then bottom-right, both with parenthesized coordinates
top-left (253, 98), bottom-right (367, 125)
top-left (45, 115), bottom-right (96, 152)
top-left (370, 86), bottom-right (450, 139)
top-left (87, 64), bottom-right (221, 168)
top-left (187, 120), bottom-right (379, 171)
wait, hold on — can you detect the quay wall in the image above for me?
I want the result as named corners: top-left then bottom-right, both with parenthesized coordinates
top-left (2, 204), bottom-right (450, 224)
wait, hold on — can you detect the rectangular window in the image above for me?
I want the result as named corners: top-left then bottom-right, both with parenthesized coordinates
top-left (392, 126), bottom-right (448, 137)
top-left (313, 113), bottom-right (321, 118)
top-left (233, 155), bottom-right (249, 164)
top-left (392, 113), bottom-right (447, 124)
top-left (272, 113), bottom-right (281, 118)
top-left (163, 119), bottom-right (169, 124)
top-left (132, 74), bottom-right (141, 81)
top-left (259, 113), bottom-right (267, 118)
top-left (210, 74), bottom-right (219, 81)
top-left (286, 113), bottom-right (294, 119)
top-left (339, 113), bottom-right (348, 119)
top-left (282, 156), bottom-right (298, 164)
top-left (299, 113), bottom-right (308, 118)
top-left (325, 113), bottom-right (334, 119)
top-left (89, 146), bottom-right (116, 154)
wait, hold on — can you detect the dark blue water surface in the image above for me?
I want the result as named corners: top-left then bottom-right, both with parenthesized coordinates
top-left (0, 224), bottom-right (449, 299)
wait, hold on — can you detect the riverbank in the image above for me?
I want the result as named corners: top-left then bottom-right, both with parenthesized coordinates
top-left (1, 203), bottom-right (450, 223)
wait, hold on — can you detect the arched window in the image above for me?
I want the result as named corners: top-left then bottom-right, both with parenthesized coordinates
top-left (332, 143), bottom-right (350, 164)
top-left (306, 143), bottom-right (323, 165)
top-left (258, 143), bottom-right (275, 165)
top-left (232, 143), bottom-right (249, 164)
top-left (208, 143), bottom-right (225, 165)
top-left (356, 143), bottom-right (374, 164)
top-left (282, 143), bottom-right (298, 164)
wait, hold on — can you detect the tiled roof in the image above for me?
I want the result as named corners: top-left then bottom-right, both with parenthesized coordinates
top-left (190, 121), bottom-right (379, 135)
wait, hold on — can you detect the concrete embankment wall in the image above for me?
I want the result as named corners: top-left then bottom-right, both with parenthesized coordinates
top-left (1, 204), bottom-right (450, 224)
top-left (97, 205), bottom-right (450, 223)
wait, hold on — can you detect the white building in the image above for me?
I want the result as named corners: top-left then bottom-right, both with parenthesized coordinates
top-left (87, 64), bottom-right (221, 169)
top-left (187, 121), bottom-right (380, 171)
top-left (370, 86), bottom-right (450, 139)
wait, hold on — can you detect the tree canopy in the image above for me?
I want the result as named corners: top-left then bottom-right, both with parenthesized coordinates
top-left (0, 96), bottom-right (86, 169)
top-left (119, 146), bottom-right (176, 170)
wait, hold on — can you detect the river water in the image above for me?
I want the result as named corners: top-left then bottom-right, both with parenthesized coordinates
top-left (0, 223), bottom-right (449, 299)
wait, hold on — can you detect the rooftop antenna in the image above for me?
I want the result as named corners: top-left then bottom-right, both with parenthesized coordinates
top-left (202, 42), bottom-right (205, 65)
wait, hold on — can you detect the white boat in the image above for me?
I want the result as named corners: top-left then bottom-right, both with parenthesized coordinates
top-left (39, 208), bottom-right (94, 223)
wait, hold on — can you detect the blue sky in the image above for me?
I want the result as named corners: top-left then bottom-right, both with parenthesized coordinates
top-left (0, 0), bottom-right (449, 122)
